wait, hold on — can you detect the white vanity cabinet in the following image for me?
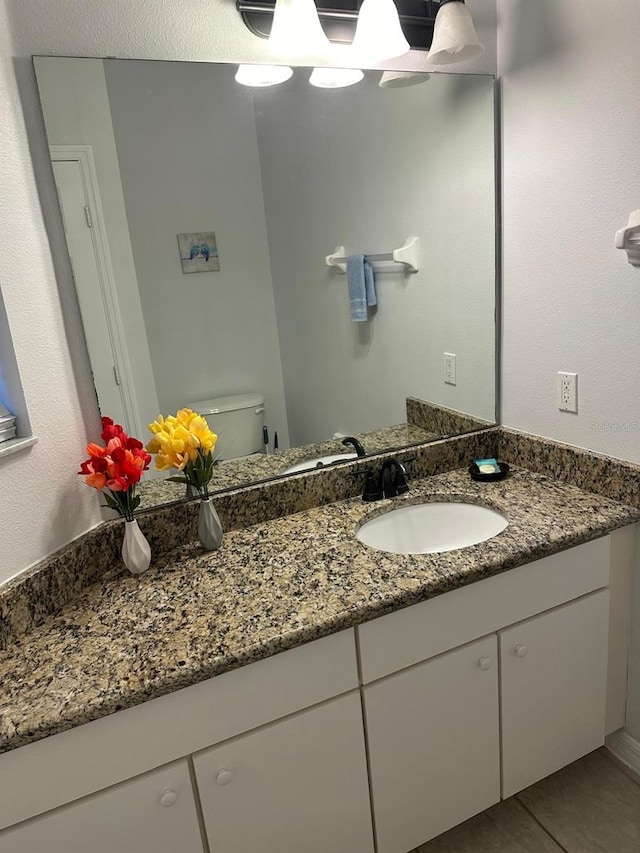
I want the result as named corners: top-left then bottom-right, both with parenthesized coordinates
top-left (0, 759), bottom-right (204, 853)
top-left (193, 691), bottom-right (374, 853)
top-left (365, 634), bottom-right (501, 853)
top-left (500, 589), bottom-right (609, 797)
top-left (359, 536), bottom-right (614, 851)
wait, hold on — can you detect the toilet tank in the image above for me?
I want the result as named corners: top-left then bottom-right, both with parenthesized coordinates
top-left (188, 393), bottom-right (265, 461)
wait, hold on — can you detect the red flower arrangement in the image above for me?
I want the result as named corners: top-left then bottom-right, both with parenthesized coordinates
top-left (78, 417), bottom-right (152, 521)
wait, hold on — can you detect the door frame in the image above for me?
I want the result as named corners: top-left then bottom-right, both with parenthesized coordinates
top-left (50, 144), bottom-right (143, 438)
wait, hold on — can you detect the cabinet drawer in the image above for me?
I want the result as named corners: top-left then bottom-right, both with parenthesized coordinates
top-left (0, 629), bottom-right (358, 831)
top-left (0, 759), bottom-right (203, 853)
top-left (359, 537), bottom-right (610, 683)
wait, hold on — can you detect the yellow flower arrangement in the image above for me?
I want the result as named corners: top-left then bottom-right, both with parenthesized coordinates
top-left (147, 409), bottom-right (217, 497)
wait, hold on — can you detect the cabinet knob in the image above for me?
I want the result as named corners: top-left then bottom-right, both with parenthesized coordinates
top-left (515, 644), bottom-right (528, 658)
top-left (216, 768), bottom-right (233, 786)
top-left (160, 789), bottom-right (178, 807)
top-left (478, 657), bottom-right (492, 670)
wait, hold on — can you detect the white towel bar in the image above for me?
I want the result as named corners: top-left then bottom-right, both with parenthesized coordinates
top-left (325, 236), bottom-right (420, 274)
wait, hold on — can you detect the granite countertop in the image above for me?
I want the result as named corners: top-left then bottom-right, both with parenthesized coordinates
top-left (1, 467), bottom-right (638, 755)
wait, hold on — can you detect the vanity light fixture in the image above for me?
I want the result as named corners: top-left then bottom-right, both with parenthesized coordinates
top-left (235, 63), bottom-right (294, 86)
top-left (378, 70), bottom-right (431, 88)
top-left (309, 67), bottom-right (365, 88)
top-left (351, 0), bottom-right (410, 62)
top-left (236, 1), bottom-right (482, 66)
top-left (269, 0), bottom-right (330, 54)
top-left (427, 0), bottom-right (484, 65)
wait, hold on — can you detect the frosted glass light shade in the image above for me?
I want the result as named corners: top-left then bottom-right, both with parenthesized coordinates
top-left (352, 0), bottom-right (410, 62)
top-left (309, 68), bottom-right (364, 88)
top-left (379, 71), bottom-right (430, 88)
top-left (235, 64), bottom-right (293, 87)
top-left (427, 1), bottom-right (484, 65)
top-left (269, 0), bottom-right (330, 55)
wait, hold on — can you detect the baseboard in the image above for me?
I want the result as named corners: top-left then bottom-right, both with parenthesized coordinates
top-left (606, 729), bottom-right (640, 776)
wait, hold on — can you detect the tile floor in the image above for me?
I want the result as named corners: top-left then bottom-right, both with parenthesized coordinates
top-left (413, 749), bottom-right (640, 852)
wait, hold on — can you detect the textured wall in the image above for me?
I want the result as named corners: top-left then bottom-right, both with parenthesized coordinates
top-left (498, 0), bottom-right (640, 743)
top-left (499, 0), bottom-right (640, 464)
top-left (0, 0), bottom-right (495, 583)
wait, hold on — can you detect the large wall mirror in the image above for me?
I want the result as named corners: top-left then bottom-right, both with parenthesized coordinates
top-left (34, 57), bottom-right (497, 509)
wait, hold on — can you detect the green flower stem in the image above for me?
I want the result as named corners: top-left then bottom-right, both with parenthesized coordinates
top-left (102, 487), bottom-right (140, 522)
top-left (181, 450), bottom-right (214, 499)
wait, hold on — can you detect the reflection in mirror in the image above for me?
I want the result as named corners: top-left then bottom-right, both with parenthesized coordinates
top-left (34, 57), bottom-right (497, 510)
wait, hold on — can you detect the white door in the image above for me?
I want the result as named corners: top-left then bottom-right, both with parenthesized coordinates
top-left (500, 589), bottom-right (609, 797)
top-left (193, 691), bottom-right (374, 853)
top-left (52, 157), bottom-right (136, 434)
top-left (365, 634), bottom-right (501, 853)
top-left (0, 759), bottom-right (204, 853)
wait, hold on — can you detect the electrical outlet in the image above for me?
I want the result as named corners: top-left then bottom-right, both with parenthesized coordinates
top-left (444, 352), bottom-right (457, 386)
top-left (557, 372), bottom-right (578, 413)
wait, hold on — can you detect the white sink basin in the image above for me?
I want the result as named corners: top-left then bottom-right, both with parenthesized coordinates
top-left (356, 501), bottom-right (508, 555)
top-left (283, 453), bottom-right (358, 474)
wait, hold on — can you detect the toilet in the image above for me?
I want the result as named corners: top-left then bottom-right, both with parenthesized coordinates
top-left (188, 393), bottom-right (265, 461)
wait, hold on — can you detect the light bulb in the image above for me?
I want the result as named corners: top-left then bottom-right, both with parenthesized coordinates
top-left (378, 71), bottom-right (431, 88)
top-left (269, 0), bottom-right (330, 55)
top-left (235, 65), bottom-right (294, 87)
top-left (309, 68), bottom-right (364, 88)
top-left (427, 1), bottom-right (484, 66)
top-left (352, 0), bottom-right (410, 63)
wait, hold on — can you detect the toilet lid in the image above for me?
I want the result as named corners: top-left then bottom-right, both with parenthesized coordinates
top-left (188, 393), bottom-right (264, 415)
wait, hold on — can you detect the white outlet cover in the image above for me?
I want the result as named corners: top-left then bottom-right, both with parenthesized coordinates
top-left (557, 371), bottom-right (578, 413)
top-left (444, 352), bottom-right (457, 386)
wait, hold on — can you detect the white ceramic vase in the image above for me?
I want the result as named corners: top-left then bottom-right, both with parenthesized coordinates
top-left (198, 498), bottom-right (223, 551)
top-left (122, 518), bottom-right (152, 575)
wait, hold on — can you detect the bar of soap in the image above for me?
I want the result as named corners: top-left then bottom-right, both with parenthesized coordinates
top-left (474, 457), bottom-right (501, 475)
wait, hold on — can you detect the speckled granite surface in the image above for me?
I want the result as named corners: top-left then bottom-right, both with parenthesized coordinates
top-left (498, 428), bottom-right (640, 509)
top-left (0, 429), bottom-right (499, 649)
top-left (0, 466), bottom-right (637, 754)
top-left (407, 397), bottom-right (494, 436)
top-left (137, 422), bottom-right (436, 510)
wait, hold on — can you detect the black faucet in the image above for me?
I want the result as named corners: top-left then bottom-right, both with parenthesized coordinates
top-left (341, 436), bottom-right (366, 457)
top-left (379, 457), bottom-right (410, 499)
top-left (358, 456), bottom-right (410, 501)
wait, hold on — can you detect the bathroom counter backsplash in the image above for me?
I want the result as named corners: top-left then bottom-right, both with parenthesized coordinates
top-left (1, 465), bottom-right (638, 755)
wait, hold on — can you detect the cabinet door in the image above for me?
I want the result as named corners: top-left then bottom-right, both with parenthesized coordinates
top-left (193, 691), bottom-right (374, 853)
top-left (500, 589), bottom-right (609, 798)
top-left (365, 635), bottom-right (500, 853)
top-left (0, 759), bottom-right (204, 853)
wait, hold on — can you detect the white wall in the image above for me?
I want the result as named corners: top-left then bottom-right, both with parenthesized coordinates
top-left (0, 3), bottom-right (102, 582)
top-left (497, 0), bottom-right (640, 739)
top-left (103, 59), bottom-right (289, 444)
top-left (0, 0), bottom-right (495, 583)
top-left (499, 0), bottom-right (640, 465)
top-left (256, 72), bottom-right (496, 445)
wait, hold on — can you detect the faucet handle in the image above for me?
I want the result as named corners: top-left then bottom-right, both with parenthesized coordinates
top-left (362, 471), bottom-right (383, 502)
top-left (349, 466), bottom-right (383, 500)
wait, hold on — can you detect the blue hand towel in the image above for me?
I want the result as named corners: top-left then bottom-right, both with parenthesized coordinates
top-left (347, 254), bottom-right (377, 322)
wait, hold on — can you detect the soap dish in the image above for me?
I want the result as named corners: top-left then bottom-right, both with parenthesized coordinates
top-left (468, 461), bottom-right (510, 482)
